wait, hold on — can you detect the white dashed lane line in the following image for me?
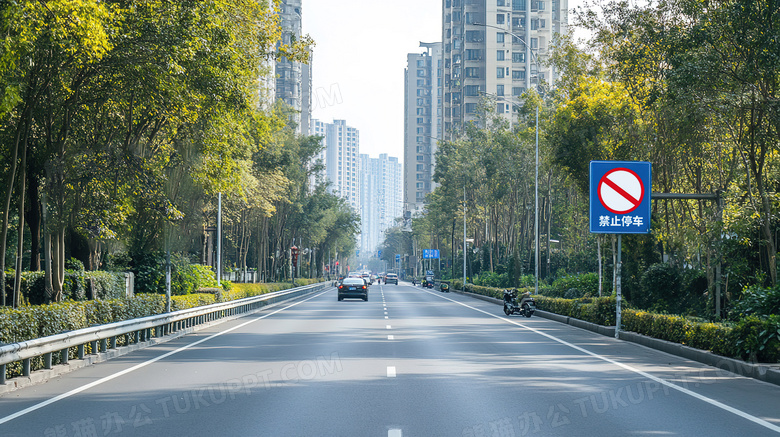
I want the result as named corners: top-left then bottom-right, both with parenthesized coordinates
top-left (387, 366), bottom-right (397, 378)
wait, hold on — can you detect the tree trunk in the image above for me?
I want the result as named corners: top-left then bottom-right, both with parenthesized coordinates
top-left (42, 193), bottom-right (53, 301)
top-left (1, 111), bottom-right (25, 306)
top-left (26, 173), bottom-right (41, 271)
top-left (13, 128), bottom-right (29, 308)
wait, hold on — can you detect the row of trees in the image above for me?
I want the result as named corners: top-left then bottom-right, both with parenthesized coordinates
top-left (1, 1), bottom-right (359, 306)
top-left (381, 0), bottom-right (780, 318)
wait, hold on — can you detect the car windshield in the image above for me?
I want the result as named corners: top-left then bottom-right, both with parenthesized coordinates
top-left (341, 278), bottom-right (364, 286)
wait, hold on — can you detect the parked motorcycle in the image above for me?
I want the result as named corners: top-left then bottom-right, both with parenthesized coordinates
top-left (503, 289), bottom-right (535, 317)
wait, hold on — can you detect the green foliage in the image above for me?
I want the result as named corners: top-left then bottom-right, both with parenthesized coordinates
top-left (731, 285), bottom-right (780, 318)
top-left (473, 271), bottom-right (512, 288)
top-left (170, 254), bottom-right (220, 296)
top-left (732, 315), bottom-right (780, 363)
top-left (547, 273), bottom-right (600, 299)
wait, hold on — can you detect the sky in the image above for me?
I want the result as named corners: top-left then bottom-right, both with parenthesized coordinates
top-left (303, 0), bottom-right (590, 161)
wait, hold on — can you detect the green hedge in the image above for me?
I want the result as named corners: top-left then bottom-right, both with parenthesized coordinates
top-left (455, 281), bottom-right (779, 363)
top-left (5, 271), bottom-right (128, 304)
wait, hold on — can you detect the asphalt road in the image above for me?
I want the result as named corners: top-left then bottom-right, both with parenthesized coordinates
top-left (0, 282), bottom-right (779, 436)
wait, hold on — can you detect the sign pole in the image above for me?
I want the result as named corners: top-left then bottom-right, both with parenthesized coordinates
top-left (616, 234), bottom-right (622, 339)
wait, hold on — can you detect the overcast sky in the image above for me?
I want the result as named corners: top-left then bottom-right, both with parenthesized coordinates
top-left (303, 0), bottom-right (590, 161)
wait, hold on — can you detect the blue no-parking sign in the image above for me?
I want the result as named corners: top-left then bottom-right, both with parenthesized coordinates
top-left (590, 161), bottom-right (651, 234)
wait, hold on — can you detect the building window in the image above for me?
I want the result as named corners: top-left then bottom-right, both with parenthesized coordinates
top-left (465, 85), bottom-right (480, 96)
top-left (417, 117), bottom-right (424, 124)
top-left (466, 49), bottom-right (482, 60)
top-left (417, 59), bottom-right (425, 67)
top-left (513, 86), bottom-right (525, 96)
top-left (465, 103), bottom-right (478, 114)
top-left (513, 0), bottom-right (526, 11)
top-left (465, 67), bottom-right (480, 78)
top-left (512, 70), bottom-right (525, 80)
top-left (497, 32), bottom-right (505, 43)
top-left (497, 0), bottom-right (506, 5)
top-left (497, 67), bottom-right (505, 78)
top-left (417, 155), bottom-right (424, 161)
top-left (512, 52), bottom-right (525, 63)
top-left (497, 84), bottom-right (505, 96)
top-left (496, 14), bottom-right (505, 25)
top-left (417, 165), bottom-right (424, 171)
top-left (531, 38), bottom-right (538, 49)
top-left (465, 30), bottom-right (484, 43)
top-left (417, 69), bottom-right (426, 77)
top-left (417, 79), bottom-right (425, 86)
top-left (496, 50), bottom-right (505, 61)
top-left (497, 103), bottom-right (505, 113)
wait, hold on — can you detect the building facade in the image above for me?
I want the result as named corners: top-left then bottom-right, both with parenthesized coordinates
top-left (276, 0), bottom-right (312, 134)
top-left (442, 0), bottom-right (568, 139)
top-left (404, 42), bottom-right (444, 215)
top-left (359, 154), bottom-right (403, 256)
top-left (308, 119), bottom-right (361, 212)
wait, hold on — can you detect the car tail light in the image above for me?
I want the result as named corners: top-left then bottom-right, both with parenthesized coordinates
top-left (362, 285), bottom-right (366, 289)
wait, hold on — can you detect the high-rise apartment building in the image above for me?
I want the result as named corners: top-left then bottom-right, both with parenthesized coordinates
top-left (309, 119), bottom-right (361, 211)
top-left (276, 0), bottom-right (312, 134)
top-left (404, 42), bottom-right (444, 215)
top-left (359, 154), bottom-right (403, 256)
top-left (442, 0), bottom-right (568, 138)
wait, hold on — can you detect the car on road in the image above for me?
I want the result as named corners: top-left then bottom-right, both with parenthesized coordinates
top-left (385, 273), bottom-right (398, 285)
top-left (338, 277), bottom-right (368, 301)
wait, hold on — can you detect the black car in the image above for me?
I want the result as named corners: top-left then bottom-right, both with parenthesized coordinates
top-left (338, 278), bottom-right (368, 301)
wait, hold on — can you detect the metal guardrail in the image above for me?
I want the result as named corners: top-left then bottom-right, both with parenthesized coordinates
top-left (0, 282), bottom-right (329, 384)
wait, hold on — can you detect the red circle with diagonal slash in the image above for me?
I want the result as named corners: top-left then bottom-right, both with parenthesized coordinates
top-left (598, 168), bottom-right (644, 214)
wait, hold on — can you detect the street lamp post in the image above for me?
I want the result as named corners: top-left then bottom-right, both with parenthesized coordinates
top-left (474, 22), bottom-right (541, 295)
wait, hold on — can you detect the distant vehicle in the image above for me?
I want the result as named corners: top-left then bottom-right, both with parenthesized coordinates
top-left (385, 273), bottom-right (398, 285)
top-left (361, 272), bottom-right (373, 285)
top-left (338, 278), bottom-right (368, 301)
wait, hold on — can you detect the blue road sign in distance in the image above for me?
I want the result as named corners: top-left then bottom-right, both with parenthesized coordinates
top-left (422, 249), bottom-right (440, 259)
top-left (395, 254), bottom-right (401, 261)
top-left (590, 161), bottom-right (651, 234)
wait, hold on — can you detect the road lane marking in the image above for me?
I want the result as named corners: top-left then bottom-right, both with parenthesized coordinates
top-left (388, 429), bottom-right (402, 437)
top-left (0, 290), bottom-right (331, 426)
top-left (387, 366), bottom-right (396, 378)
top-left (386, 325), bottom-right (392, 329)
top-left (421, 288), bottom-right (780, 434)
top-left (388, 335), bottom-right (394, 340)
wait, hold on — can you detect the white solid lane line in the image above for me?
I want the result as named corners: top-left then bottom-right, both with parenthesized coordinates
top-left (387, 366), bottom-right (396, 378)
top-left (420, 288), bottom-right (780, 434)
top-left (0, 290), bottom-right (330, 426)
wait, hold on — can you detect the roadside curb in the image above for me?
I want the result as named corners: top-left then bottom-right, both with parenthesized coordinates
top-left (452, 289), bottom-right (780, 387)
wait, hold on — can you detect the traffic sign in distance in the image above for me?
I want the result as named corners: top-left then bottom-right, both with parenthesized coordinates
top-left (590, 161), bottom-right (651, 234)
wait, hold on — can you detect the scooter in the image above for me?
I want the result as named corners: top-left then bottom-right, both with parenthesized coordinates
top-left (503, 289), bottom-right (535, 317)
